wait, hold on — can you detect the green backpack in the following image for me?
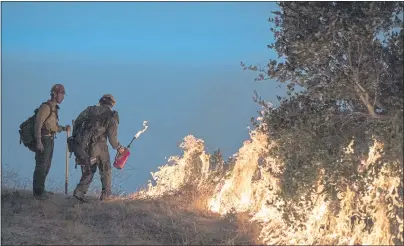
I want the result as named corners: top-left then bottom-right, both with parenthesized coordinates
top-left (19, 102), bottom-right (54, 152)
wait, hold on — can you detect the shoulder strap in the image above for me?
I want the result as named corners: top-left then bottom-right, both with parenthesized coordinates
top-left (41, 101), bottom-right (56, 122)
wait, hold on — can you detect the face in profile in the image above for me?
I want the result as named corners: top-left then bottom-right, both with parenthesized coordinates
top-left (55, 91), bottom-right (65, 104)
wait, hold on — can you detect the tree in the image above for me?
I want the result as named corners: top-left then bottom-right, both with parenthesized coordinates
top-left (246, 2), bottom-right (402, 116)
top-left (245, 1), bottom-right (403, 218)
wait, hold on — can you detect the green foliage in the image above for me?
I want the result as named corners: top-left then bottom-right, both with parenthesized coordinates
top-left (246, 1), bottom-right (403, 227)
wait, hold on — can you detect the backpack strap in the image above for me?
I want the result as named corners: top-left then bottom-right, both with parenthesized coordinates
top-left (41, 101), bottom-right (58, 122)
top-left (35, 102), bottom-right (58, 134)
top-left (46, 101), bottom-right (59, 121)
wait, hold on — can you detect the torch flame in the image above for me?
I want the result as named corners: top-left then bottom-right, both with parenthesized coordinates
top-left (134, 121), bottom-right (148, 139)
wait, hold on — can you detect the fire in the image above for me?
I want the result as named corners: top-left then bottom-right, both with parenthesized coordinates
top-left (136, 128), bottom-right (403, 245)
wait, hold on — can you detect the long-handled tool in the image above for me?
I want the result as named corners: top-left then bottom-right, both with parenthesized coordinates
top-left (70, 119), bottom-right (79, 169)
top-left (113, 121), bottom-right (148, 170)
top-left (65, 125), bottom-right (70, 195)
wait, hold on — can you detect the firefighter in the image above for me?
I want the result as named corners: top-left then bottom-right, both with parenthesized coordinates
top-left (33, 84), bottom-right (71, 200)
top-left (72, 94), bottom-right (125, 201)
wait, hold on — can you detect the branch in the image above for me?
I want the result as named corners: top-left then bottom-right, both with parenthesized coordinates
top-left (373, 72), bottom-right (381, 108)
top-left (348, 41), bottom-right (353, 67)
top-left (357, 41), bottom-right (363, 69)
top-left (348, 41), bottom-right (381, 118)
top-left (331, 17), bottom-right (337, 43)
top-left (348, 41), bottom-right (366, 93)
top-left (373, 49), bottom-right (386, 111)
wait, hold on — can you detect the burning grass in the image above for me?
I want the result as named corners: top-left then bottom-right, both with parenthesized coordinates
top-left (3, 123), bottom-right (402, 245)
top-left (139, 130), bottom-right (404, 245)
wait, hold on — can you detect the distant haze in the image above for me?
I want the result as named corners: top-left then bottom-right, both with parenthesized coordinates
top-left (1, 2), bottom-right (286, 193)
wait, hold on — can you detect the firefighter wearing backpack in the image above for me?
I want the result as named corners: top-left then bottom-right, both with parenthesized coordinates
top-left (33, 84), bottom-right (71, 200)
top-left (71, 94), bottom-right (125, 202)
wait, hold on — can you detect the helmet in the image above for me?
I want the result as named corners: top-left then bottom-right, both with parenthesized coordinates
top-left (51, 84), bottom-right (66, 94)
top-left (99, 94), bottom-right (116, 106)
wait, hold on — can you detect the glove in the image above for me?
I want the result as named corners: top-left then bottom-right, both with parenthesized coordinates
top-left (118, 146), bottom-right (125, 154)
top-left (64, 125), bottom-right (71, 132)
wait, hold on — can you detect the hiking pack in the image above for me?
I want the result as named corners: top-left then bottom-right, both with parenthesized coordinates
top-left (67, 106), bottom-right (115, 167)
top-left (19, 102), bottom-right (57, 152)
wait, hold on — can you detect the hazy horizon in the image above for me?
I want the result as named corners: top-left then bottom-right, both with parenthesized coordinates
top-left (1, 1), bottom-right (286, 194)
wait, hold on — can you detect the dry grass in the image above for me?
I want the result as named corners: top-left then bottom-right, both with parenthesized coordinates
top-left (134, 184), bottom-right (264, 245)
top-left (140, 132), bottom-right (403, 245)
top-left (1, 188), bottom-right (257, 245)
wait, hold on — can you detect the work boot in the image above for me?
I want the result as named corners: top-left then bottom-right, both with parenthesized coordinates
top-left (33, 192), bottom-right (51, 200)
top-left (100, 192), bottom-right (112, 201)
top-left (44, 190), bottom-right (55, 196)
top-left (73, 188), bottom-right (86, 202)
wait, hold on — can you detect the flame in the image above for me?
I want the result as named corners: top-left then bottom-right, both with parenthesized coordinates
top-left (135, 128), bottom-right (403, 245)
top-left (134, 121), bottom-right (148, 139)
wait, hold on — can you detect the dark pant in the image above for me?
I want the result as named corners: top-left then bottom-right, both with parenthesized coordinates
top-left (75, 157), bottom-right (112, 196)
top-left (33, 136), bottom-right (54, 195)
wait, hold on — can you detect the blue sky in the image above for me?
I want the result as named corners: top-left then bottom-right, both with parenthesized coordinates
top-left (1, 2), bottom-right (284, 194)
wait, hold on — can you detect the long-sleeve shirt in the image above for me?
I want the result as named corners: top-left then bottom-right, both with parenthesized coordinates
top-left (34, 100), bottom-right (64, 139)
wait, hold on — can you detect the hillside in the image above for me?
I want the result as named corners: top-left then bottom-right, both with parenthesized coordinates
top-left (1, 188), bottom-right (258, 245)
